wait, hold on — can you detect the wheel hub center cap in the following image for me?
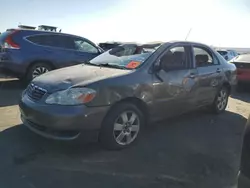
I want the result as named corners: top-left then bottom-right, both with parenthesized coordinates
top-left (124, 122), bottom-right (132, 133)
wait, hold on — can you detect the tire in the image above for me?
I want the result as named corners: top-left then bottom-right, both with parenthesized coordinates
top-left (25, 63), bottom-right (52, 83)
top-left (99, 102), bottom-right (145, 150)
top-left (210, 86), bottom-right (229, 114)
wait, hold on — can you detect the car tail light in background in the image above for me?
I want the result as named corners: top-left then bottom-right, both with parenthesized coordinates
top-left (3, 30), bottom-right (20, 49)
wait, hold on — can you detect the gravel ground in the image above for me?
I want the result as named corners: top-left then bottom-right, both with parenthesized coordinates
top-left (0, 78), bottom-right (249, 188)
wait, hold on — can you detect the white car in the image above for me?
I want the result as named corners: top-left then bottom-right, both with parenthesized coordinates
top-left (217, 50), bottom-right (238, 61)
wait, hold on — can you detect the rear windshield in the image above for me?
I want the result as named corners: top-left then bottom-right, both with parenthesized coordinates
top-left (0, 31), bottom-right (11, 44)
top-left (217, 50), bottom-right (228, 55)
top-left (90, 44), bottom-right (160, 69)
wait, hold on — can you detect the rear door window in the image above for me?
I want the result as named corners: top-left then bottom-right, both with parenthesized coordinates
top-left (27, 35), bottom-right (53, 46)
top-left (194, 47), bottom-right (219, 67)
top-left (26, 34), bottom-right (75, 49)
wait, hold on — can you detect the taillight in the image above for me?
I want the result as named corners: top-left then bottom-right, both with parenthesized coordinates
top-left (3, 30), bottom-right (20, 49)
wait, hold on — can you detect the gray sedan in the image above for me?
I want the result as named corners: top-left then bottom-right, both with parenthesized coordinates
top-left (19, 41), bottom-right (237, 150)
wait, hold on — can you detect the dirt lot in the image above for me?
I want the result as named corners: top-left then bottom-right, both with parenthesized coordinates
top-left (0, 78), bottom-right (250, 188)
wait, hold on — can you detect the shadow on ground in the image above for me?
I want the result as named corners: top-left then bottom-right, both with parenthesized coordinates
top-left (231, 84), bottom-right (250, 103)
top-left (0, 110), bottom-right (246, 188)
top-left (0, 79), bottom-right (25, 107)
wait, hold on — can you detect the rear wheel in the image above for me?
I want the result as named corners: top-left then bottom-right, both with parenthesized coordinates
top-left (210, 86), bottom-right (229, 114)
top-left (99, 102), bottom-right (144, 150)
top-left (26, 63), bottom-right (52, 83)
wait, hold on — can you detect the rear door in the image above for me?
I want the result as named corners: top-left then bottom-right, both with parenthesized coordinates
top-left (192, 45), bottom-right (223, 105)
top-left (152, 44), bottom-right (199, 119)
top-left (26, 34), bottom-right (77, 68)
top-left (71, 37), bottom-right (100, 63)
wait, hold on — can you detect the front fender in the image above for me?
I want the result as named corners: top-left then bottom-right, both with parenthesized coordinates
top-left (85, 73), bottom-right (154, 107)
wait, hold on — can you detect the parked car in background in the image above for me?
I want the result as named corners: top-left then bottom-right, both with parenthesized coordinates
top-left (0, 29), bottom-right (103, 82)
top-left (230, 54), bottom-right (250, 86)
top-left (98, 42), bottom-right (123, 51)
top-left (19, 41), bottom-right (237, 150)
top-left (217, 49), bottom-right (238, 61)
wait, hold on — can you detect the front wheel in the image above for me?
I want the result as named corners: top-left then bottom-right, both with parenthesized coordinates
top-left (99, 103), bottom-right (144, 150)
top-left (210, 87), bottom-right (229, 114)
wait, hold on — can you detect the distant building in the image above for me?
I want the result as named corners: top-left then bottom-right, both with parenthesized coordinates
top-left (38, 25), bottom-right (59, 32)
top-left (18, 25), bottom-right (36, 30)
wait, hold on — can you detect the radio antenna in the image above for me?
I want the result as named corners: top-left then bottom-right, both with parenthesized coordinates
top-left (185, 28), bottom-right (192, 41)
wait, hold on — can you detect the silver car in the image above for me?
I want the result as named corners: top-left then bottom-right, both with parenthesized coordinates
top-left (19, 41), bottom-right (237, 150)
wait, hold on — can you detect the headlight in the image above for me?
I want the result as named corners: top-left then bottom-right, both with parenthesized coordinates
top-left (45, 88), bottom-right (96, 105)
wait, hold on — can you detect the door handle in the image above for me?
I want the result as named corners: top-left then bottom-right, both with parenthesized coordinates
top-left (188, 73), bottom-right (196, 79)
top-left (216, 68), bottom-right (222, 73)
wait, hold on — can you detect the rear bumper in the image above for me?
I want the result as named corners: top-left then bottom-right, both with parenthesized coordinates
top-left (237, 68), bottom-right (250, 83)
top-left (237, 77), bottom-right (250, 84)
top-left (0, 60), bottom-right (26, 77)
top-left (0, 67), bottom-right (19, 78)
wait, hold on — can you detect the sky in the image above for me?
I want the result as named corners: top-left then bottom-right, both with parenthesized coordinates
top-left (1, 0), bottom-right (250, 47)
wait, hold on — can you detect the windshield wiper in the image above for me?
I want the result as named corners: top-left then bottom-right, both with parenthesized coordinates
top-left (82, 61), bottom-right (99, 66)
top-left (98, 63), bottom-right (128, 70)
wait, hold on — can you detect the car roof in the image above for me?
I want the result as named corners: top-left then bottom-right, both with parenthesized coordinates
top-left (166, 40), bottom-right (210, 47)
top-left (118, 41), bottom-right (214, 50)
top-left (118, 42), bottom-right (163, 49)
top-left (7, 28), bottom-right (85, 39)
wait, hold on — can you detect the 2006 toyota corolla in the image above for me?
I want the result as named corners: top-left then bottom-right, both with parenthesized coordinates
top-left (19, 41), bottom-right (237, 150)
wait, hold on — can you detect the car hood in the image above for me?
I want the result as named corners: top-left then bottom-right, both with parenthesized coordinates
top-left (32, 64), bottom-right (132, 92)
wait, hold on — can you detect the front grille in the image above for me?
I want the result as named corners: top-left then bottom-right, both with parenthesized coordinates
top-left (27, 83), bottom-right (47, 101)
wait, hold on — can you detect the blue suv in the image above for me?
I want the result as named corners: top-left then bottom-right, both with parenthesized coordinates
top-left (0, 29), bottom-right (103, 82)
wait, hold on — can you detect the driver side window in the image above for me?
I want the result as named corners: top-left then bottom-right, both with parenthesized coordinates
top-left (73, 38), bottom-right (98, 53)
top-left (159, 46), bottom-right (189, 71)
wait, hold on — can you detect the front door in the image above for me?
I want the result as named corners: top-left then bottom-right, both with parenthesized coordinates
top-left (192, 45), bottom-right (223, 106)
top-left (152, 44), bottom-right (199, 120)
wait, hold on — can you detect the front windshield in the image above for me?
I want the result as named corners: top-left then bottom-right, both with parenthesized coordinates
top-left (90, 44), bottom-right (159, 69)
top-left (217, 50), bottom-right (227, 56)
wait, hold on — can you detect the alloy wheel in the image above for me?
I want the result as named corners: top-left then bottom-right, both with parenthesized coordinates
top-left (216, 89), bottom-right (228, 111)
top-left (32, 66), bottom-right (49, 79)
top-left (113, 111), bottom-right (140, 146)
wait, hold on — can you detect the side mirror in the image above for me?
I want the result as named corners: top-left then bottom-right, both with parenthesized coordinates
top-left (153, 59), bottom-right (162, 72)
top-left (225, 56), bottom-right (228, 60)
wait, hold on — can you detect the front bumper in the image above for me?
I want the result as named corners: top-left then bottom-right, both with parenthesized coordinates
top-left (19, 93), bottom-right (110, 140)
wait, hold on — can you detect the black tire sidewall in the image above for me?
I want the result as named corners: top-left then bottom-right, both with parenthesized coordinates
top-left (26, 63), bottom-right (52, 82)
top-left (212, 87), bottom-right (229, 114)
top-left (99, 102), bottom-right (145, 150)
